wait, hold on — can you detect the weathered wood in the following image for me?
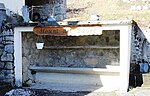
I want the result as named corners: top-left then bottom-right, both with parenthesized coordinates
top-left (33, 26), bottom-right (68, 36)
top-left (33, 24), bottom-right (102, 36)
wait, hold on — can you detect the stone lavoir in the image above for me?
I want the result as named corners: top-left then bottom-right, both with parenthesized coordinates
top-left (0, 0), bottom-right (150, 94)
top-left (0, 13), bottom-right (149, 93)
top-left (13, 20), bottom-right (149, 93)
top-left (0, 2), bottom-right (149, 93)
top-left (15, 22), bottom-right (121, 92)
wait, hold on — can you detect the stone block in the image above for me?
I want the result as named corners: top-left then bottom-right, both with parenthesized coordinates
top-left (5, 70), bottom-right (14, 74)
top-left (5, 89), bottom-right (31, 96)
top-left (4, 36), bottom-right (14, 41)
top-left (4, 44), bottom-right (14, 53)
top-left (3, 41), bottom-right (13, 45)
top-left (5, 74), bottom-right (14, 79)
top-left (1, 30), bottom-right (13, 35)
top-left (0, 73), bottom-right (5, 80)
top-left (5, 62), bottom-right (14, 70)
top-left (3, 70), bottom-right (14, 74)
top-left (0, 62), bottom-right (5, 69)
top-left (4, 78), bottom-right (14, 83)
top-left (1, 52), bottom-right (13, 62)
top-left (0, 37), bottom-right (3, 43)
top-left (26, 80), bottom-right (33, 85)
top-left (0, 44), bottom-right (4, 48)
top-left (84, 58), bottom-right (98, 66)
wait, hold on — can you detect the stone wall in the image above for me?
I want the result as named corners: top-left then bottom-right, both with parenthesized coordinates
top-left (130, 23), bottom-right (147, 64)
top-left (0, 29), bottom-right (14, 85)
top-left (0, 9), bottom-right (14, 85)
top-left (22, 30), bottom-right (120, 83)
top-left (0, 0), bottom-right (67, 85)
top-left (0, 19), bottom-right (148, 86)
top-left (31, 0), bottom-right (66, 21)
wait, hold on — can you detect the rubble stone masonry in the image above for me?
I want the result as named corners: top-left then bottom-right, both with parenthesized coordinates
top-left (0, 17), bottom-right (148, 86)
top-left (0, 29), bottom-right (14, 85)
top-left (22, 30), bottom-right (120, 83)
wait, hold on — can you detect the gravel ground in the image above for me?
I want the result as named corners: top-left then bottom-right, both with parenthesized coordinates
top-left (3, 87), bottom-right (150, 96)
top-left (4, 88), bottom-right (92, 96)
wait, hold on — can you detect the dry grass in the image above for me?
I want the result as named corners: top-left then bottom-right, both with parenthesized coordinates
top-left (66, 0), bottom-right (150, 30)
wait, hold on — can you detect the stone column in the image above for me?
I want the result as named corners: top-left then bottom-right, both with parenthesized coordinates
top-left (0, 22), bottom-right (14, 85)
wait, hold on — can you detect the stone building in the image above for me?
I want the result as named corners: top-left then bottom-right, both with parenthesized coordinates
top-left (0, 0), bottom-right (66, 86)
top-left (0, 0), bottom-right (150, 93)
top-left (0, 0), bottom-right (66, 21)
top-left (13, 20), bottom-right (149, 92)
top-left (26, 0), bottom-right (66, 21)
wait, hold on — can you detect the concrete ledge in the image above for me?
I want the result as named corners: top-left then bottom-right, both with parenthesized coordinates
top-left (30, 66), bottom-right (120, 75)
top-left (29, 66), bottom-right (120, 92)
top-left (142, 73), bottom-right (150, 87)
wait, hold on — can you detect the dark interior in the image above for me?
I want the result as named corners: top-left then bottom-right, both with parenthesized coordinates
top-left (25, 0), bottom-right (52, 6)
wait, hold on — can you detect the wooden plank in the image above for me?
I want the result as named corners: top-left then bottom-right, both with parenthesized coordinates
top-left (33, 26), bottom-right (68, 36)
top-left (33, 25), bottom-right (102, 36)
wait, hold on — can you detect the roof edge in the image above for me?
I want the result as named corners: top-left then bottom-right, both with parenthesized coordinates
top-left (58, 20), bottom-right (135, 26)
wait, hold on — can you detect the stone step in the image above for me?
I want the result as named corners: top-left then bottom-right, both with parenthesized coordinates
top-left (142, 72), bottom-right (150, 87)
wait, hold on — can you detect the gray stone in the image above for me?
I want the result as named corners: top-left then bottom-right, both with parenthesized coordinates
top-left (5, 89), bottom-right (32, 96)
top-left (27, 33), bottom-right (32, 39)
top-left (4, 41), bottom-right (13, 44)
top-left (1, 52), bottom-right (13, 61)
top-left (22, 56), bottom-right (30, 82)
top-left (5, 62), bottom-right (14, 70)
top-left (3, 70), bottom-right (14, 74)
top-left (84, 58), bottom-right (98, 66)
top-left (0, 37), bottom-right (3, 43)
top-left (0, 74), bottom-right (5, 80)
top-left (5, 74), bottom-right (14, 79)
top-left (4, 78), bottom-right (14, 84)
top-left (4, 44), bottom-right (14, 53)
top-left (2, 30), bottom-right (13, 36)
top-left (130, 25), bottom-right (146, 63)
top-left (4, 35), bottom-right (14, 41)
top-left (22, 47), bottom-right (30, 56)
top-left (26, 80), bottom-right (33, 85)
top-left (0, 44), bottom-right (4, 48)
top-left (0, 62), bottom-right (5, 69)
top-left (22, 57), bottom-right (29, 66)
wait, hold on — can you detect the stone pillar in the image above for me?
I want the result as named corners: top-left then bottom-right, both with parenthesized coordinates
top-left (0, 22), bottom-right (14, 85)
